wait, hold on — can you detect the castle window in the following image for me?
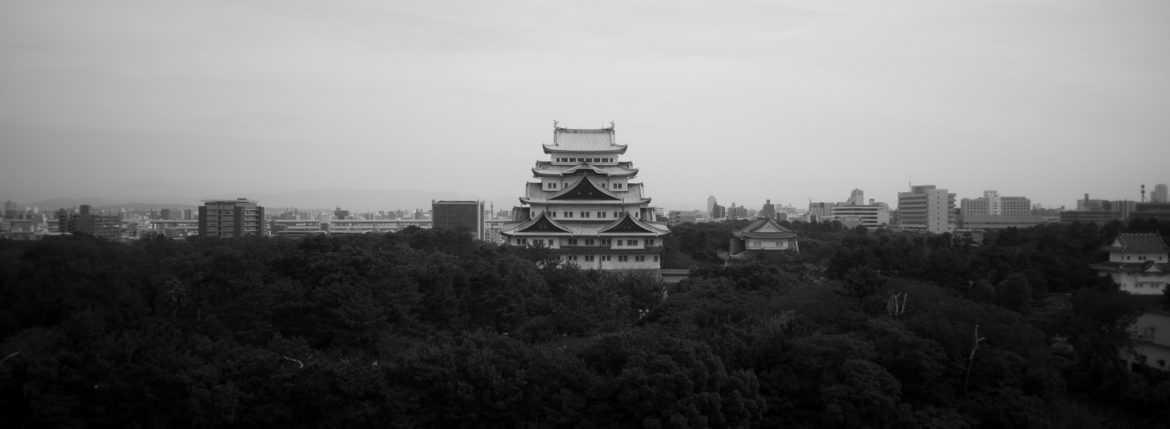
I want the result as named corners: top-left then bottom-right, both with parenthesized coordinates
top-left (585, 255), bottom-right (595, 261)
top-left (568, 238), bottom-right (578, 245)
top-left (627, 239), bottom-right (638, 246)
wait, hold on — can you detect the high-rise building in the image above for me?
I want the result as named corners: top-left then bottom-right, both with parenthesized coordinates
top-left (707, 196), bottom-right (717, 219)
top-left (728, 203), bottom-right (748, 220)
top-left (711, 203), bottom-right (726, 219)
top-left (845, 189), bottom-right (865, 205)
top-left (198, 198), bottom-right (266, 238)
top-left (760, 199), bottom-right (776, 220)
top-left (501, 123), bottom-right (670, 273)
top-left (1153, 184), bottom-right (1169, 203)
top-left (432, 200), bottom-right (484, 240)
top-left (897, 185), bottom-right (955, 234)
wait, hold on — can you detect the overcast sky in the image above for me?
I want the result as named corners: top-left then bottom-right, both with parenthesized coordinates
top-left (2, 0), bottom-right (1168, 210)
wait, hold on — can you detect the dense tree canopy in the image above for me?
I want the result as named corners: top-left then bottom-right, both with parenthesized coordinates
top-left (0, 219), bottom-right (1167, 427)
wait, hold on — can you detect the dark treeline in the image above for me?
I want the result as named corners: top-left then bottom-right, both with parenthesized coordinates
top-left (0, 220), bottom-right (1167, 428)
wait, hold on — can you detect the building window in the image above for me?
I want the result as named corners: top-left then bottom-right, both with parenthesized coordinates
top-left (517, 238), bottom-right (527, 245)
top-left (618, 255), bottom-right (629, 262)
top-left (602, 255), bottom-right (611, 261)
top-left (568, 238), bottom-right (578, 245)
top-left (654, 255), bottom-right (659, 262)
top-left (627, 239), bottom-right (637, 246)
top-left (635, 255), bottom-right (645, 262)
top-left (585, 239), bottom-right (595, 245)
top-left (564, 211), bottom-right (574, 218)
top-left (601, 239), bottom-right (611, 245)
top-left (646, 239), bottom-right (655, 246)
top-left (598, 211), bottom-right (607, 218)
top-left (614, 211), bottom-right (622, 218)
top-left (581, 211), bottom-right (590, 218)
top-left (548, 211), bottom-right (556, 218)
top-left (585, 255), bottom-right (595, 261)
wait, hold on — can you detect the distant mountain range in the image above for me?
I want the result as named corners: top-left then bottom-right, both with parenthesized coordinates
top-left (15, 188), bottom-right (518, 214)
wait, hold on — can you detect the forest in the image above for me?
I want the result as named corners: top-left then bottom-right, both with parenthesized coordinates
top-left (1, 219), bottom-right (1168, 428)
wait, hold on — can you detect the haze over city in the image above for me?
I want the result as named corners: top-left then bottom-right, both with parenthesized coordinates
top-left (2, 0), bottom-right (1168, 210)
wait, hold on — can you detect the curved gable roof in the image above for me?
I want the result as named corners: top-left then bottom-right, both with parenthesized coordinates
top-left (515, 212), bottom-right (571, 234)
top-left (600, 213), bottom-right (667, 235)
top-left (542, 127), bottom-right (628, 154)
top-left (550, 177), bottom-right (621, 201)
top-left (734, 218), bottom-right (797, 239)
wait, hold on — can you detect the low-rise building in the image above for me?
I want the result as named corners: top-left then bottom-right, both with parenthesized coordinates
top-left (809, 189), bottom-right (890, 228)
top-left (727, 217), bottom-right (799, 260)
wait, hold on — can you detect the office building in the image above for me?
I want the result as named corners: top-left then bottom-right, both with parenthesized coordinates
top-left (1061, 194), bottom-right (1134, 224)
top-left (501, 122), bottom-right (670, 273)
top-left (432, 200), bottom-right (484, 240)
top-left (808, 189), bottom-right (890, 228)
top-left (198, 198), bottom-right (266, 238)
top-left (897, 185), bottom-right (955, 234)
top-left (960, 190), bottom-right (1031, 217)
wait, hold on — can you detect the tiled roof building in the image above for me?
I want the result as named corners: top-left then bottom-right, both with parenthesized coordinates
top-left (1090, 233), bottom-right (1170, 295)
top-left (502, 123), bottom-right (670, 273)
top-left (726, 217), bottom-right (799, 260)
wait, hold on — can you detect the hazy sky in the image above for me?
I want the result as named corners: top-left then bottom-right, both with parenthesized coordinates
top-left (2, 0), bottom-right (1168, 210)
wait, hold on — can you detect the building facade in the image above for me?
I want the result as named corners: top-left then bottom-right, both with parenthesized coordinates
top-left (432, 200), bottom-right (484, 240)
top-left (897, 185), bottom-right (955, 234)
top-left (198, 198), bottom-right (266, 238)
top-left (501, 123), bottom-right (670, 273)
top-left (960, 190), bottom-right (1031, 217)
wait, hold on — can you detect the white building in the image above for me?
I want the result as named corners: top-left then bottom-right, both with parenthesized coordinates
top-left (501, 123), bottom-right (670, 273)
top-left (808, 189), bottom-right (890, 228)
top-left (897, 185), bottom-right (955, 234)
top-left (1091, 233), bottom-right (1170, 295)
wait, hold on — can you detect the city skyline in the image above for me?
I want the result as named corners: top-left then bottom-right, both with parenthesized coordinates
top-left (3, 1), bottom-right (1169, 210)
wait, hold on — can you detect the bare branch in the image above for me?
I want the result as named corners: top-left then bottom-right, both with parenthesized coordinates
top-left (282, 355), bottom-right (304, 369)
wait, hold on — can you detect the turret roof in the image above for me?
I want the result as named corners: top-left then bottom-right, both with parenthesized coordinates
top-left (1105, 233), bottom-right (1169, 253)
top-left (734, 218), bottom-right (798, 239)
top-left (542, 126), bottom-right (628, 154)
